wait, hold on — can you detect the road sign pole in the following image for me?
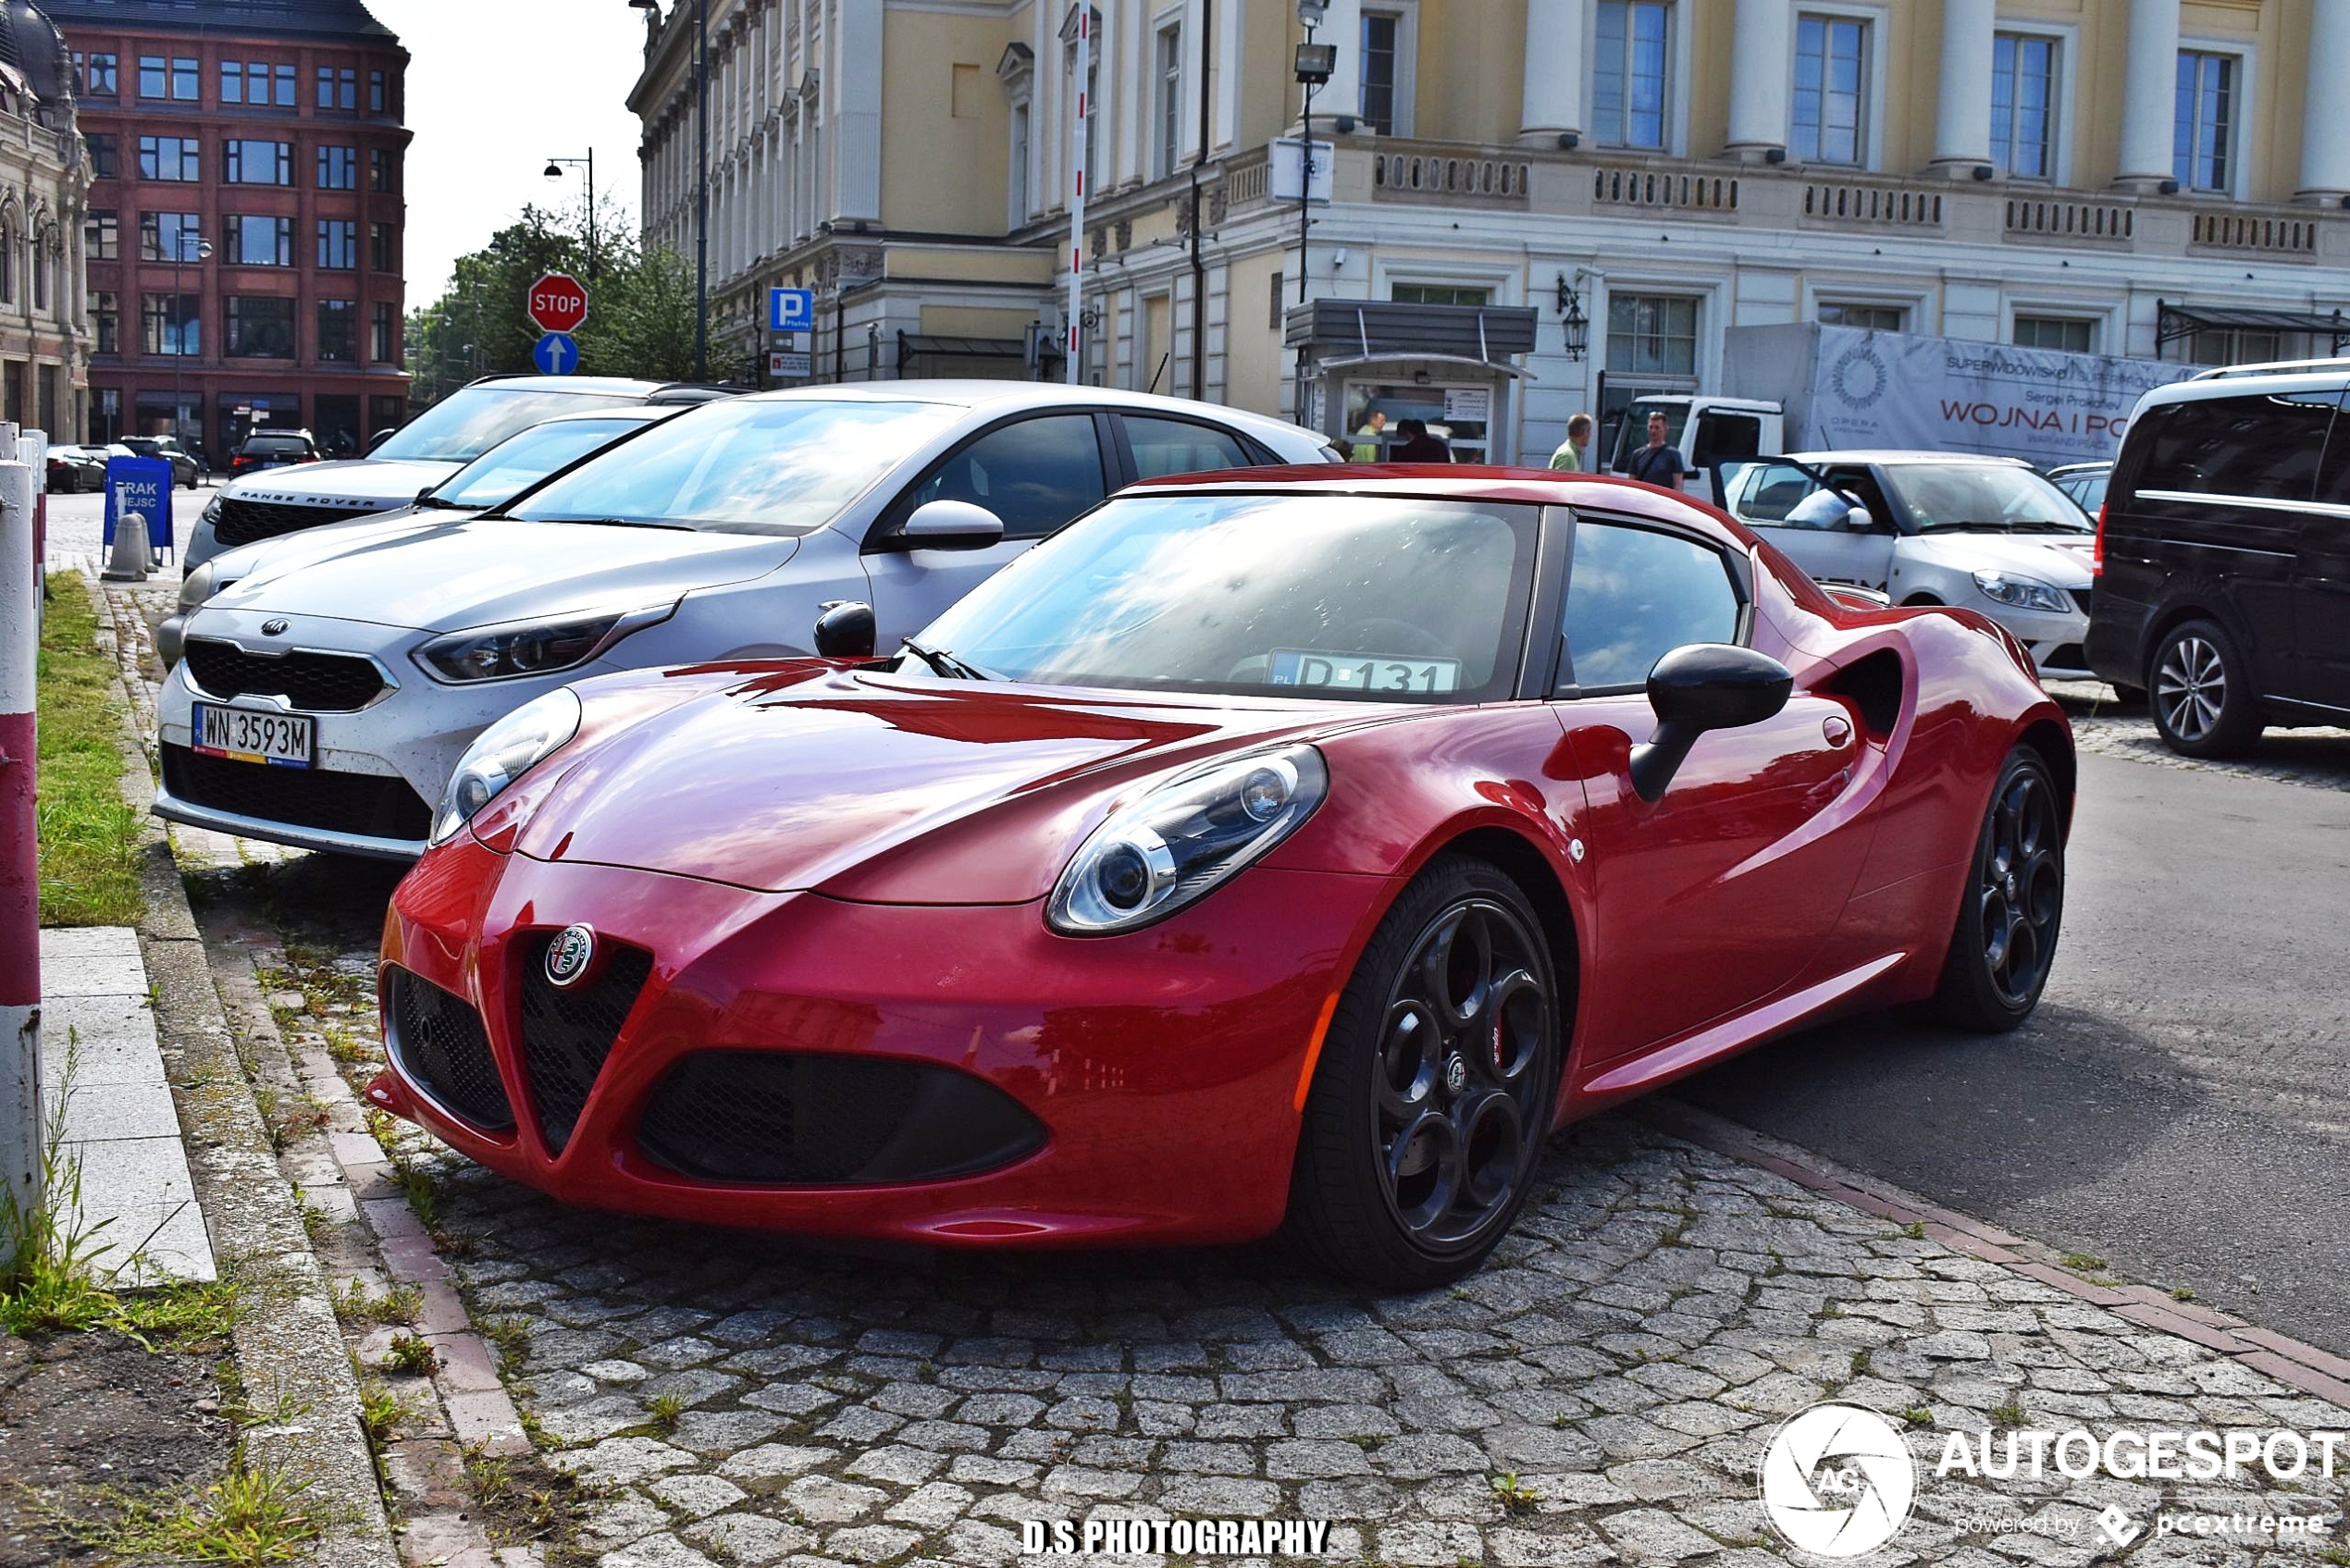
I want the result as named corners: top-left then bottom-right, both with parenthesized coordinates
top-left (0, 445), bottom-right (43, 1253)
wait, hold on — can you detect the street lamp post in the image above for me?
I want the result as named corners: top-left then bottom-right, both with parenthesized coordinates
top-left (542, 151), bottom-right (597, 282)
top-left (1292, 3), bottom-right (1335, 432)
top-left (169, 229), bottom-right (211, 450)
top-left (632, 0), bottom-right (708, 379)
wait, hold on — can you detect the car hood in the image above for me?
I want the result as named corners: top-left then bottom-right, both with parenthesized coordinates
top-left (1902, 531), bottom-right (2095, 586)
top-left (221, 457), bottom-right (461, 506)
top-left (206, 517), bottom-right (797, 634)
top-left (513, 666), bottom-right (1367, 902)
top-left (207, 505), bottom-right (472, 586)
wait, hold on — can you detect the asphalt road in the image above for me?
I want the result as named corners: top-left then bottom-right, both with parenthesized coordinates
top-left (1679, 728), bottom-right (2350, 1358)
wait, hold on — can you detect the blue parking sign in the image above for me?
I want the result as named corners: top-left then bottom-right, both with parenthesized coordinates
top-left (769, 288), bottom-right (815, 332)
top-left (102, 456), bottom-right (175, 556)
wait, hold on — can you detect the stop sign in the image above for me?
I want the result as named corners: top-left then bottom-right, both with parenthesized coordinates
top-left (527, 272), bottom-right (588, 334)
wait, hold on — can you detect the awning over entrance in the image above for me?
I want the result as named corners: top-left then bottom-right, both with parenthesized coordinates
top-left (2157, 302), bottom-right (2350, 351)
top-left (1282, 300), bottom-right (1540, 373)
top-left (896, 332), bottom-right (1059, 380)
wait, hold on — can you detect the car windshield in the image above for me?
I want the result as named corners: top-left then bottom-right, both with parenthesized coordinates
top-left (427, 417), bottom-right (652, 511)
top-left (1884, 463), bottom-right (2091, 533)
top-left (370, 386), bottom-right (646, 463)
top-left (913, 492), bottom-right (1539, 702)
top-left (507, 397), bottom-right (959, 535)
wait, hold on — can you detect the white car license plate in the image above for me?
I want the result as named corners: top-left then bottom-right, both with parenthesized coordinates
top-left (1268, 649), bottom-right (1463, 695)
top-left (192, 702), bottom-right (315, 768)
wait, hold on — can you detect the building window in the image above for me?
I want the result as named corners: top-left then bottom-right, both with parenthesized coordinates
top-left (1991, 33), bottom-right (2056, 179)
top-left (1392, 283), bottom-right (1492, 306)
top-left (93, 291), bottom-right (118, 356)
top-left (1607, 292), bottom-right (1699, 376)
top-left (225, 140), bottom-right (293, 185)
top-left (318, 145), bottom-right (358, 190)
top-left (275, 63), bottom-right (297, 105)
top-left (1154, 23), bottom-right (1181, 178)
top-left (31, 245), bottom-right (48, 312)
top-left (369, 69), bottom-right (388, 114)
top-left (2187, 327), bottom-right (2281, 366)
top-left (87, 134), bottom-right (118, 180)
top-left (369, 222), bottom-right (395, 273)
top-left (137, 56), bottom-right (163, 98)
top-left (225, 215), bottom-right (292, 267)
top-left (76, 52), bottom-right (117, 97)
top-left (1594, 0), bottom-right (1670, 151)
top-left (84, 210), bottom-right (118, 262)
top-left (371, 300), bottom-right (397, 362)
top-left (138, 212), bottom-right (204, 263)
top-left (142, 293), bottom-right (200, 357)
top-left (1818, 302), bottom-right (1905, 331)
top-left (1359, 9), bottom-right (1403, 135)
top-left (1793, 14), bottom-right (1868, 166)
top-left (138, 136), bottom-right (202, 182)
top-left (2175, 50), bottom-right (2236, 192)
top-left (370, 148), bottom-right (397, 192)
top-left (225, 296), bottom-right (295, 358)
top-left (2014, 315), bottom-right (2096, 353)
top-left (221, 60), bottom-right (282, 105)
top-left (317, 220), bottom-right (358, 270)
top-left (317, 299), bottom-right (356, 362)
top-left (317, 66), bottom-right (357, 110)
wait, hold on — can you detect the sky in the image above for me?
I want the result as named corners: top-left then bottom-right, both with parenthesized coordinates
top-left (363, 0), bottom-right (650, 304)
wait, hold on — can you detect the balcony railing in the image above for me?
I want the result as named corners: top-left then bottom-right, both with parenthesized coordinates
top-left (1370, 144), bottom-right (1531, 206)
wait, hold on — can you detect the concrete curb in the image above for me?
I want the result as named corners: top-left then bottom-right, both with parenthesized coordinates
top-left (89, 574), bottom-right (400, 1568)
top-left (1641, 1096), bottom-right (2350, 1410)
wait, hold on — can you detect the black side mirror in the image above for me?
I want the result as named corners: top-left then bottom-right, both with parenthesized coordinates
top-left (812, 599), bottom-right (877, 660)
top-left (1628, 644), bottom-right (1795, 803)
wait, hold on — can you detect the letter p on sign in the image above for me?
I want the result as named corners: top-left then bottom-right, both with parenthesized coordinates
top-left (528, 272), bottom-right (589, 335)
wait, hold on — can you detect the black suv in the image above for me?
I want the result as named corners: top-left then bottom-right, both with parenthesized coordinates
top-left (2087, 363), bottom-right (2350, 756)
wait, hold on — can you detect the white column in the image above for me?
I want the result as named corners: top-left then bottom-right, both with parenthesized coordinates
top-left (1319, 0), bottom-right (1362, 128)
top-left (1181, 0), bottom-right (1206, 162)
top-left (1929, 0), bottom-right (1995, 173)
top-left (1113, 0), bottom-right (1144, 186)
top-left (1518, 0), bottom-right (1587, 146)
top-left (833, 0), bottom-right (882, 220)
top-left (2113, 0), bottom-right (2181, 190)
top-left (1724, 0), bottom-right (1791, 161)
top-left (1215, 0), bottom-right (1244, 153)
top-left (2296, 0), bottom-right (2350, 203)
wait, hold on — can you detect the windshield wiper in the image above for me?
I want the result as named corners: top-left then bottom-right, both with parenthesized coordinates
top-left (527, 515), bottom-right (693, 530)
top-left (412, 493), bottom-right (468, 510)
top-left (1917, 520), bottom-right (2015, 533)
top-left (898, 637), bottom-right (994, 681)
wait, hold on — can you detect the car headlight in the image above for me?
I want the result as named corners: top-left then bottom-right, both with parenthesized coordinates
top-left (412, 605), bottom-right (667, 684)
top-left (430, 687), bottom-right (581, 846)
top-left (1048, 745), bottom-right (1329, 935)
top-left (177, 561), bottom-right (218, 611)
top-left (200, 495), bottom-right (221, 526)
top-left (1971, 571), bottom-right (2072, 613)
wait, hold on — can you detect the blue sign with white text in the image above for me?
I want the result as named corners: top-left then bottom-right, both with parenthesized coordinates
top-left (533, 331), bottom-right (580, 376)
top-left (769, 288), bottom-right (815, 332)
top-left (102, 456), bottom-right (174, 556)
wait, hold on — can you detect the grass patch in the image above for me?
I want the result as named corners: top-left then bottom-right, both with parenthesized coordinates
top-left (384, 1331), bottom-right (436, 1377)
top-left (33, 573), bottom-right (142, 927)
top-left (647, 1390), bottom-right (685, 1431)
top-left (1489, 1473), bottom-right (1541, 1514)
top-left (330, 1279), bottom-right (420, 1327)
top-left (53, 1450), bottom-right (323, 1565)
top-left (2062, 1251), bottom-right (2108, 1272)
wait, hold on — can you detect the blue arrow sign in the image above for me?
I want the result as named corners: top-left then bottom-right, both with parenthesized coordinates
top-left (532, 331), bottom-right (579, 376)
top-left (769, 287), bottom-right (815, 333)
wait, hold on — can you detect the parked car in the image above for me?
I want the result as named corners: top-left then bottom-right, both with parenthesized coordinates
top-left (369, 465), bottom-right (2073, 1287)
top-left (124, 435), bottom-right (204, 488)
top-left (1713, 451), bottom-right (2097, 679)
top-left (45, 445), bottom-right (106, 493)
top-left (184, 376), bottom-right (733, 571)
top-left (229, 431), bottom-right (322, 476)
top-left (153, 383), bottom-right (1333, 860)
top-left (155, 405), bottom-right (696, 667)
top-left (2086, 360), bottom-right (2350, 755)
top-left (2047, 461), bottom-right (2110, 516)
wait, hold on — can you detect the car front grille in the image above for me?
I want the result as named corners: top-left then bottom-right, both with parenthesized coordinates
top-left (636, 1051), bottom-right (1048, 1186)
top-left (2070, 585), bottom-right (2094, 619)
top-left (184, 639), bottom-right (387, 711)
top-left (161, 743), bottom-right (432, 844)
top-left (384, 968), bottom-right (513, 1130)
top-left (212, 496), bottom-right (387, 548)
top-left (515, 933), bottom-right (655, 1154)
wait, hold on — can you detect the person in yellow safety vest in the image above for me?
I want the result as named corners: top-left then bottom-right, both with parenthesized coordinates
top-left (1550, 412), bottom-right (1593, 472)
top-left (1351, 410), bottom-right (1389, 462)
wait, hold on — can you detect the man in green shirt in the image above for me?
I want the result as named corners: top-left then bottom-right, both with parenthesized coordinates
top-left (1549, 413), bottom-right (1592, 472)
top-left (1351, 410), bottom-right (1389, 462)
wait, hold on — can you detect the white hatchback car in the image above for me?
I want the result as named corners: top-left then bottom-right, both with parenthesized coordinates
top-left (155, 382), bottom-right (1333, 860)
top-left (1714, 451), bottom-right (2097, 678)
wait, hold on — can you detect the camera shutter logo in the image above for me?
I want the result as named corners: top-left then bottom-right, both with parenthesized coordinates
top-left (545, 924), bottom-right (598, 989)
top-left (1760, 1402), bottom-right (1918, 1556)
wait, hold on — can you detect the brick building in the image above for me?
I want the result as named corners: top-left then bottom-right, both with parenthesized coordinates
top-left (49, 0), bottom-right (409, 460)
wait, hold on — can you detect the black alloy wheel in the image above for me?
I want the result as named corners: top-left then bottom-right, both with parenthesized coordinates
top-left (1289, 857), bottom-right (1563, 1290)
top-left (1930, 747), bottom-right (2065, 1032)
top-left (2148, 617), bottom-right (2260, 758)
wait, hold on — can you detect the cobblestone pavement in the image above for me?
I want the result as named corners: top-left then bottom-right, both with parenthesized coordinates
top-left (99, 579), bottom-right (2349, 1566)
top-left (2047, 683), bottom-right (2350, 794)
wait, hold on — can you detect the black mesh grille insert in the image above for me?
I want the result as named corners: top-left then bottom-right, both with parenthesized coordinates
top-left (637, 1052), bottom-right (1048, 1186)
top-left (385, 968), bottom-right (513, 1130)
top-left (212, 496), bottom-right (388, 548)
top-left (2069, 585), bottom-right (2093, 620)
top-left (516, 934), bottom-right (654, 1154)
top-left (185, 639), bottom-right (387, 711)
top-left (161, 743), bottom-right (433, 843)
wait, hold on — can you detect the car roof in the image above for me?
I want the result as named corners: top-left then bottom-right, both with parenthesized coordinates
top-left (2136, 361), bottom-right (2350, 409)
top-left (462, 374), bottom-right (671, 397)
top-left (734, 379), bottom-right (1325, 447)
top-left (1787, 450), bottom-right (2037, 468)
top-left (528, 406), bottom-right (676, 426)
top-left (2046, 461), bottom-right (2110, 476)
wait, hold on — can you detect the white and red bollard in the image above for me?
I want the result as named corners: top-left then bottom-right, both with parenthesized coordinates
top-left (0, 425), bottom-right (41, 1234)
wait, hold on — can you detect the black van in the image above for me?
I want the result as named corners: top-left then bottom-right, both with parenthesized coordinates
top-left (2086, 363), bottom-right (2350, 757)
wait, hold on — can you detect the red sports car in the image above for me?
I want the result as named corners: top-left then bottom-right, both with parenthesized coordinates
top-left (371, 468), bottom-right (2071, 1288)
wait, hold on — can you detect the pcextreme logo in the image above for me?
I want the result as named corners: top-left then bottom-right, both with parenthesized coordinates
top-left (1760, 1403), bottom-right (1918, 1557)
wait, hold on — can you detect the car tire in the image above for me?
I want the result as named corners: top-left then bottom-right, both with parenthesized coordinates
top-left (1287, 855), bottom-right (1564, 1290)
top-left (2147, 617), bottom-right (2260, 758)
top-left (1928, 747), bottom-right (2065, 1033)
